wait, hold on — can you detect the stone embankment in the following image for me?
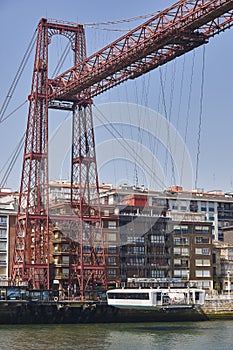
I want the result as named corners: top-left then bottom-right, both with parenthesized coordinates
top-left (202, 295), bottom-right (233, 319)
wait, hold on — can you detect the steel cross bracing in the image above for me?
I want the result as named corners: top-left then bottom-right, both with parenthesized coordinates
top-left (11, 19), bottom-right (50, 289)
top-left (48, 0), bottom-right (233, 105)
top-left (11, 19), bottom-right (106, 293)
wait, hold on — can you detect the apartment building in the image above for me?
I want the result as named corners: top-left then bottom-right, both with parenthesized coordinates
top-left (4, 181), bottom-right (231, 292)
top-left (170, 212), bottom-right (213, 289)
top-left (0, 189), bottom-right (17, 284)
top-left (213, 241), bottom-right (233, 293)
top-left (164, 186), bottom-right (233, 242)
top-left (99, 185), bottom-right (216, 288)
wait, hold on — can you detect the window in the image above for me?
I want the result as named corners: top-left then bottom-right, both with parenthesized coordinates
top-left (170, 200), bottom-right (178, 210)
top-left (108, 269), bottom-right (117, 277)
top-left (108, 233), bottom-right (117, 242)
top-left (195, 270), bottom-right (211, 277)
top-left (180, 206), bottom-right (187, 211)
top-left (108, 246), bottom-right (117, 254)
top-left (108, 256), bottom-right (117, 265)
top-left (174, 247), bottom-right (180, 255)
top-left (151, 270), bottom-right (165, 278)
top-left (108, 196), bottom-right (115, 205)
top-left (195, 259), bottom-right (210, 266)
top-left (136, 236), bottom-right (144, 243)
top-left (202, 281), bottom-right (211, 288)
top-left (195, 226), bottom-right (210, 233)
top-left (0, 257), bottom-right (6, 265)
top-left (174, 259), bottom-right (189, 267)
top-left (62, 244), bottom-right (69, 252)
top-left (153, 198), bottom-right (166, 206)
top-left (127, 236), bottom-right (144, 243)
top-left (61, 256), bottom-right (69, 264)
top-left (174, 225), bottom-right (180, 232)
top-left (181, 248), bottom-right (189, 256)
top-left (0, 217), bottom-right (7, 226)
top-left (128, 246), bottom-right (145, 254)
top-left (179, 201), bottom-right (188, 211)
top-left (208, 203), bottom-right (215, 212)
top-left (195, 237), bottom-right (210, 244)
top-left (174, 270), bottom-right (189, 277)
top-left (195, 248), bottom-right (210, 255)
top-left (190, 201), bottom-right (198, 212)
top-left (174, 259), bottom-right (181, 266)
top-left (128, 257), bottom-right (145, 265)
top-left (107, 292), bottom-right (149, 300)
top-left (174, 225), bottom-right (188, 234)
top-left (181, 225), bottom-right (188, 233)
top-left (201, 202), bottom-right (207, 212)
top-left (0, 242), bottom-right (7, 250)
top-left (96, 246), bottom-right (103, 253)
top-left (62, 268), bottom-right (69, 276)
top-left (174, 237), bottom-right (189, 245)
top-left (151, 235), bottom-right (164, 243)
top-left (108, 221), bottom-right (117, 229)
top-left (173, 247), bottom-right (189, 256)
top-left (0, 229), bottom-right (6, 238)
top-left (83, 245), bottom-right (90, 253)
top-left (195, 281), bottom-right (211, 288)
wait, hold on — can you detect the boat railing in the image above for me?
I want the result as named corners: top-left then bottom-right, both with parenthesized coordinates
top-left (159, 296), bottom-right (189, 306)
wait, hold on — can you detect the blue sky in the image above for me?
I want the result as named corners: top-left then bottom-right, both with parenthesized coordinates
top-left (0, 0), bottom-right (233, 193)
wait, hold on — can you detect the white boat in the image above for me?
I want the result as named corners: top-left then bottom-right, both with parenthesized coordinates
top-left (106, 288), bottom-right (205, 310)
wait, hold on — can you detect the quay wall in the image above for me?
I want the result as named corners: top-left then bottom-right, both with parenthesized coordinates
top-left (0, 300), bottom-right (207, 324)
top-left (1, 298), bottom-right (233, 324)
top-left (201, 296), bottom-right (233, 319)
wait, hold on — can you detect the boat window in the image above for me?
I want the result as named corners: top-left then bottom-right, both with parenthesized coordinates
top-left (107, 292), bottom-right (149, 300)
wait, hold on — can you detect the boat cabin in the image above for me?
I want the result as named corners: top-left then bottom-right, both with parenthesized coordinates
top-left (106, 288), bottom-right (205, 309)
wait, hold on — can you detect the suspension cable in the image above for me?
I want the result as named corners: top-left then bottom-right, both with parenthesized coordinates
top-left (52, 41), bottom-right (71, 78)
top-left (84, 11), bottom-right (159, 32)
top-left (0, 28), bottom-right (37, 123)
top-left (159, 67), bottom-right (176, 186)
top-left (0, 133), bottom-right (25, 188)
top-left (84, 11), bottom-right (159, 26)
top-left (180, 50), bottom-right (196, 186)
top-left (0, 100), bottom-right (28, 125)
top-left (93, 103), bottom-right (166, 190)
top-left (195, 46), bottom-right (206, 189)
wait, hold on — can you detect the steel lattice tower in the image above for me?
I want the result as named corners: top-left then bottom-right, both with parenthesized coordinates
top-left (11, 18), bottom-right (106, 292)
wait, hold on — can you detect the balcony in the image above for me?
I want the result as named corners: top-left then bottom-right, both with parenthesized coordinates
top-left (53, 248), bottom-right (72, 255)
top-left (52, 237), bottom-right (69, 243)
top-left (54, 273), bottom-right (69, 280)
top-left (53, 261), bottom-right (70, 267)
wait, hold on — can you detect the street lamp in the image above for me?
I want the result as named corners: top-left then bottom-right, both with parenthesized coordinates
top-left (227, 270), bottom-right (231, 297)
top-left (186, 270), bottom-right (190, 287)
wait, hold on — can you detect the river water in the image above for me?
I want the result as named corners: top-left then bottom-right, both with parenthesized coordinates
top-left (0, 321), bottom-right (232, 350)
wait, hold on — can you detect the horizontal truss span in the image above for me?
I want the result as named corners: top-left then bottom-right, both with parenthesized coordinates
top-left (48, 0), bottom-right (233, 103)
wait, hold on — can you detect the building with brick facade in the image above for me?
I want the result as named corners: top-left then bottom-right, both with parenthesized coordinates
top-left (2, 181), bottom-right (233, 293)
